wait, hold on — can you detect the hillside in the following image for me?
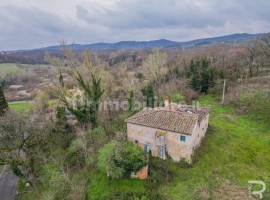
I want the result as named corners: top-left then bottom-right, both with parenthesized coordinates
top-left (1, 33), bottom-right (269, 200)
top-left (15, 33), bottom-right (262, 52)
top-left (85, 95), bottom-right (270, 199)
top-left (0, 33), bottom-right (263, 65)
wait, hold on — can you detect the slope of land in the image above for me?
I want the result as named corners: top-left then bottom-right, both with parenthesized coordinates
top-left (14, 33), bottom-right (262, 52)
top-left (86, 95), bottom-right (270, 199)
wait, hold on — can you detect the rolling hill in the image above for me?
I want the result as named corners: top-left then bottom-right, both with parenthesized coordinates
top-left (21, 33), bottom-right (263, 52)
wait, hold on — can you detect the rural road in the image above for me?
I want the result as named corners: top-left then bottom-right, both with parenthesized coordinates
top-left (0, 166), bottom-right (18, 200)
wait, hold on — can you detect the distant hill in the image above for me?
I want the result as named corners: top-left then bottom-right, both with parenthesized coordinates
top-left (35, 33), bottom-right (262, 52)
top-left (0, 33), bottom-right (264, 64)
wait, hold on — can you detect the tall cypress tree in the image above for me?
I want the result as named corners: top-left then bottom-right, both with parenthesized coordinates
top-left (141, 84), bottom-right (155, 108)
top-left (0, 86), bottom-right (8, 115)
top-left (127, 90), bottom-right (135, 112)
top-left (59, 70), bottom-right (64, 88)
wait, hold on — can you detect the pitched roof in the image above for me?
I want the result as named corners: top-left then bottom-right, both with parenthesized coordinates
top-left (176, 106), bottom-right (209, 123)
top-left (125, 109), bottom-right (199, 135)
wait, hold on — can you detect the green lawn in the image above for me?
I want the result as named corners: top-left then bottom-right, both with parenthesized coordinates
top-left (8, 102), bottom-right (29, 111)
top-left (8, 100), bottom-right (57, 111)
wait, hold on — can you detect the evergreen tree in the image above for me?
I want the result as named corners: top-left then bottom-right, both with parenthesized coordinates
top-left (141, 84), bottom-right (155, 108)
top-left (187, 58), bottom-right (214, 93)
top-left (62, 72), bottom-right (104, 128)
top-left (54, 106), bottom-right (74, 149)
top-left (59, 70), bottom-right (64, 88)
top-left (127, 90), bottom-right (135, 112)
top-left (200, 58), bottom-right (214, 93)
top-left (55, 106), bottom-right (69, 132)
top-left (0, 85), bottom-right (8, 116)
top-left (187, 60), bottom-right (201, 91)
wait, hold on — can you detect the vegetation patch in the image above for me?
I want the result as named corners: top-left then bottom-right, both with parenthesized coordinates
top-left (0, 63), bottom-right (22, 77)
top-left (8, 102), bottom-right (29, 111)
top-left (87, 173), bottom-right (145, 200)
top-left (157, 95), bottom-right (270, 199)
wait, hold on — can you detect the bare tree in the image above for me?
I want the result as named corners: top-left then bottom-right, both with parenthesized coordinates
top-left (0, 111), bottom-right (52, 183)
top-left (142, 49), bottom-right (168, 83)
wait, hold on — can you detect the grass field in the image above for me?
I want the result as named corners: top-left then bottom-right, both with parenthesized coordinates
top-left (8, 99), bottom-right (57, 111)
top-left (0, 63), bottom-right (22, 77)
top-left (18, 64), bottom-right (50, 68)
top-left (0, 63), bottom-right (51, 78)
top-left (88, 173), bottom-right (146, 199)
top-left (87, 95), bottom-right (270, 199)
top-left (158, 95), bottom-right (270, 199)
top-left (8, 102), bottom-right (30, 111)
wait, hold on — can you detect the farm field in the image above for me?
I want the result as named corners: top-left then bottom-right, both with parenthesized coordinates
top-left (8, 101), bottom-right (30, 111)
top-left (0, 63), bottom-right (22, 77)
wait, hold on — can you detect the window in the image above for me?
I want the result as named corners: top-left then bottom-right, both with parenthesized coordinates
top-left (180, 135), bottom-right (186, 142)
top-left (144, 144), bottom-right (151, 153)
top-left (158, 145), bottom-right (166, 159)
top-left (135, 140), bottom-right (138, 144)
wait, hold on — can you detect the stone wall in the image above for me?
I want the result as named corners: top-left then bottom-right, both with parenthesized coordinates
top-left (193, 114), bottom-right (209, 148)
top-left (127, 123), bottom-right (193, 162)
top-left (127, 114), bottom-right (209, 162)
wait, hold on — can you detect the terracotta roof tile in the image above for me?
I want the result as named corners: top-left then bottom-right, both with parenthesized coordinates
top-left (125, 109), bottom-right (199, 135)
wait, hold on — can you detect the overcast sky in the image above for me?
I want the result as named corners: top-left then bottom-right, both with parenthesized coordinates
top-left (0, 0), bottom-right (269, 51)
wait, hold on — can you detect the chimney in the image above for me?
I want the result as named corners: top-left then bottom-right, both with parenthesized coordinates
top-left (164, 96), bottom-right (169, 107)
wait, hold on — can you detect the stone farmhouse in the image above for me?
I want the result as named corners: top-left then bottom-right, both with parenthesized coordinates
top-left (125, 98), bottom-right (209, 163)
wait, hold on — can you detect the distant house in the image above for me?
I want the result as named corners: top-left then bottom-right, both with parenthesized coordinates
top-left (125, 97), bottom-right (209, 162)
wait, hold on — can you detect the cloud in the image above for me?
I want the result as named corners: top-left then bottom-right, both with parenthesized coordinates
top-left (76, 0), bottom-right (225, 29)
top-left (0, 6), bottom-right (75, 50)
top-left (0, 0), bottom-right (270, 50)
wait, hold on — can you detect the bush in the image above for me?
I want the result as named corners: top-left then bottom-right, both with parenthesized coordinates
top-left (109, 191), bottom-right (162, 200)
top-left (66, 139), bottom-right (86, 167)
top-left (169, 92), bottom-right (185, 103)
top-left (178, 158), bottom-right (192, 168)
top-left (182, 88), bottom-right (199, 104)
top-left (97, 140), bottom-right (146, 179)
top-left (146, 157), bottom-right (174, 190)
top-left (240, 92), bottom-right (270, 111)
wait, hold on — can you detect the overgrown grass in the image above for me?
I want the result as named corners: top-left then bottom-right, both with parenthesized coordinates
top-left (159, 95), bottom-right (270, 199)
top-left (16, 94), bottom-right (270, 199)
top-left (88, 94), bottom-right (270, 199)
top-left (87, 172), bottom-right (146, 200)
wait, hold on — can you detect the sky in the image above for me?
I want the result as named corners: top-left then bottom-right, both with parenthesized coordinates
top-left (0, 0), bottom-right (269, 51)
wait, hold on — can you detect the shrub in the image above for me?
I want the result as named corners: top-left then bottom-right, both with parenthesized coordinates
top-left (182, 88), bottom-right (199, 104)
top-left (178, 158), bottom-right (192, 168)
top-left (169, 92), bottom-right (185, 103)
top-left (97, 140), bottom-right (146, 179)
top-left (146, 157), bottom-right (174, 190)
top-left (66, 139), bottom-right (86, 167)
top-left (110, 191), bottom-right (162, 200)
